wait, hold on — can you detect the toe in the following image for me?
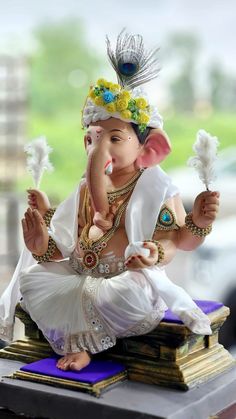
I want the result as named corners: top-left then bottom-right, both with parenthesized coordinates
top-left (57, 356), bottom-right (70, 369)
top-left (60, 361), bottom-right (70, 370)
top-left (56, 356), bottom-right (66, 368)
top-left (57, 352), bottom-right (91, 371)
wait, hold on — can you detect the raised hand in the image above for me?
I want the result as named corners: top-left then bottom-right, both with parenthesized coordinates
top-left (125, 241), bottom-right (159, 270)
top-left (22, 208), bottom-right (49, 256)
top-left (27, 189), bottom-right (51, 216)
top-left (192, 191), bottom-right (220, 228)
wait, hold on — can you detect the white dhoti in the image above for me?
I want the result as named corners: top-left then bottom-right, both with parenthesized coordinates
top-left (19, 257), bottom-right (211, 355)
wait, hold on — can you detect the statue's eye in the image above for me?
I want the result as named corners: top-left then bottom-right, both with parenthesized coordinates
top-left (111, 136), bottom-right (121, 143)
top-left (87, 136), bottom-right (92, 145)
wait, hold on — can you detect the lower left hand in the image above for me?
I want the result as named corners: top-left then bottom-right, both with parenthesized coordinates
top-left (125, 241), bottom-right (159, 270)
top-left (192, 190), bottom-right (220, 228)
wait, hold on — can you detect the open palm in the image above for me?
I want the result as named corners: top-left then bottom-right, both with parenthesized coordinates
top-left (22, 208), bottom-right (49, 255)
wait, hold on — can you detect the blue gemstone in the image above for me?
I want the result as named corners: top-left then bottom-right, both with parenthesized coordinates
top-left (162, 212), bottom-right (171, 222)
top-left (118, 62), bottom-right (138, 76)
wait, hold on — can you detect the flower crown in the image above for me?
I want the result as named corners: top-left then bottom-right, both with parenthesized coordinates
top-left (87, 78), bottom-right (151, 133)
top-left (82, 32), bottom-right (163, 132)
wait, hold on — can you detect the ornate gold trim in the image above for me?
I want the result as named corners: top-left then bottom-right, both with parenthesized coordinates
top-left (7, 369), bottom-right (127, 397)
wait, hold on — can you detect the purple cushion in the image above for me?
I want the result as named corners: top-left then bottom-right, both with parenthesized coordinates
top-left (21, 358), bottom-right (126, 384)
top-left (163, 300), bottom-right (224, 324)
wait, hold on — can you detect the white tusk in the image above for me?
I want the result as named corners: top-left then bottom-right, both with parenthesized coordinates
top-left (104, 160), bottom-right (113, 175)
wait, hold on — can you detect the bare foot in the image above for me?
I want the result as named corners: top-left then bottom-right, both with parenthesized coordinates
top-left (56, 351), bottom-right (91, 371)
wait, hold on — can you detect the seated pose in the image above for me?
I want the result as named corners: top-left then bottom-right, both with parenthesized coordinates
top-left (0, 32), bottom-right (219, 372)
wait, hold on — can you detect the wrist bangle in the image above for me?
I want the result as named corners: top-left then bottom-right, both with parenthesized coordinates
top-left (32, 236), bottom-right (57, 263)
top-left (185, 212), bottom-right (212, 237)
top-left (43, 208), bottom-right (56, 227)
top-left (155, 240), bottom-right (165, 264)
top-left (145, 240), bottom-right (165, 265)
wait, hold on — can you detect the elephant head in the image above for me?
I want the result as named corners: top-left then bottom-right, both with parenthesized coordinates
top-left (84, 117), bottom-right (171, 232)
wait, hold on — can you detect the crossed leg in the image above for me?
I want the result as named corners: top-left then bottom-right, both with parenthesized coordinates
top-left (56, 350), bottom-right (91, 371)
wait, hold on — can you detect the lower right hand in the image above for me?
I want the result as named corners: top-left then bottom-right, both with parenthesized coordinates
top-left (22, 208), bottom-right (49, 256)
top-left (125, 241), bottom-right (159, 270)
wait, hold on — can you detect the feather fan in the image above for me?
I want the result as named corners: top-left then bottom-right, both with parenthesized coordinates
top-left (187, 129), bottom-right (219, 190)
top-left (24, 137), bottom-right (54, 188)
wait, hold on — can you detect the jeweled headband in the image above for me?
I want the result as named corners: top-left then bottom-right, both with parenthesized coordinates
top-left (82, 30), bottom-right (163, 132)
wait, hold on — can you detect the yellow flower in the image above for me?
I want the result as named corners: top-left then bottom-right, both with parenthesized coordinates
top-left (138, 112), bottom-right (150, 124)
top-left (89, 89), bottom-right (96, 99)
top-left (120, 110), bottom-right (132, 120)
top-left (109, 83), bottom-right (120, 93)
top-left (136, 97), bottom-right (148, 109)
top-left (105, 102), bottom-right (116, 113)
top-left (116, 98), bottom-right (129, 111)
top-left (119, 90), bottom-right (131, 100)
top-left (103, 80), bottom-right (112, 89)
top-left (97, 78), bottom-right (106, 86)
top-left (94, 96), bottom-right (104, 106)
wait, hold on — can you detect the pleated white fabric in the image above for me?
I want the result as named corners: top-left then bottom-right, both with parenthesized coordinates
top-left (0, 167), bottom-right (212, 352)
top-left (0, 247), bottom-right (35, 341)
top-left (19, 261), bottom-right (167, 354)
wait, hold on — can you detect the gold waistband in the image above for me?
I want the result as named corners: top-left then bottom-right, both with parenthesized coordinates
top-left (69, 253), bottom-right (126, 278)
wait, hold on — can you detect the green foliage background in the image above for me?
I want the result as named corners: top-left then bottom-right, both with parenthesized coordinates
top-left (30, 19), bottom-right (102, 116)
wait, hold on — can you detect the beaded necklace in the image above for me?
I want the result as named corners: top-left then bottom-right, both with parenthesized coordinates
top-left (107, 169), bottom-right (144, 204)
top-left (79, 170), bottom-right (143, 270)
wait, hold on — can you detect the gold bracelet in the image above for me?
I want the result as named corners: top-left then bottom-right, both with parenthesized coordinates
top-left (185, 212), bottom-right (212, 237)
top-left (145, 240), bottom-right (165, 265)
top-left (32, 236), bottom-right (57, 263)
top-left (43, 208), bottom-right (56, 227)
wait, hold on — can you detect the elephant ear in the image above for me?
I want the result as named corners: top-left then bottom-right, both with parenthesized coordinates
top-left (136, 129), bottom-right (171, 168)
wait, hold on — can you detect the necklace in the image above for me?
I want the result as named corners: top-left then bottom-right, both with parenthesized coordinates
top-left (79, 170), bottom-right (143, 270)
top-left (107, 169), bottom-right (144, 204)
top-left (79, 190), bottom-right (129, 270)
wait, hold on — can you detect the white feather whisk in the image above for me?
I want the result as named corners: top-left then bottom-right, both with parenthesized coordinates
top-left (187, 129), bottom-right (219, 190)
top-left (24, 136), bottom-right (54, 188)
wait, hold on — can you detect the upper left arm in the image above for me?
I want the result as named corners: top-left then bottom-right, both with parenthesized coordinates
top-left (153, 194), bottom-right (186, 244)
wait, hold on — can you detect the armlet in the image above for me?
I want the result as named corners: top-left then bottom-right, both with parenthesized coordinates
top-left (155, 204), bottom-right (180, 232)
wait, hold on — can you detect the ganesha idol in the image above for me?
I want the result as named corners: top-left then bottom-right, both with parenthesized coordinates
top-left (0, 31), bottom-right (219, 372)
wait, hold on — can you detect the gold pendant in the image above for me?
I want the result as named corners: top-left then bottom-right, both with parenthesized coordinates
top-left (82, 250), bottom-right (99, 269)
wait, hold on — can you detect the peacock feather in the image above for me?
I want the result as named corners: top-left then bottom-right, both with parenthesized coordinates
top-left (106, 29), bottom-right (160, 89)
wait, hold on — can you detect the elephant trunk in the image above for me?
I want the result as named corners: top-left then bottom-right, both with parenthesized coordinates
top-left (86, 144), bottom-right (113, 230)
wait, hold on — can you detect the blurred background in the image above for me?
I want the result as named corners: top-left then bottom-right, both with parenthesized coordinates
top-left (0, 0), bottom-right (236, 351)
